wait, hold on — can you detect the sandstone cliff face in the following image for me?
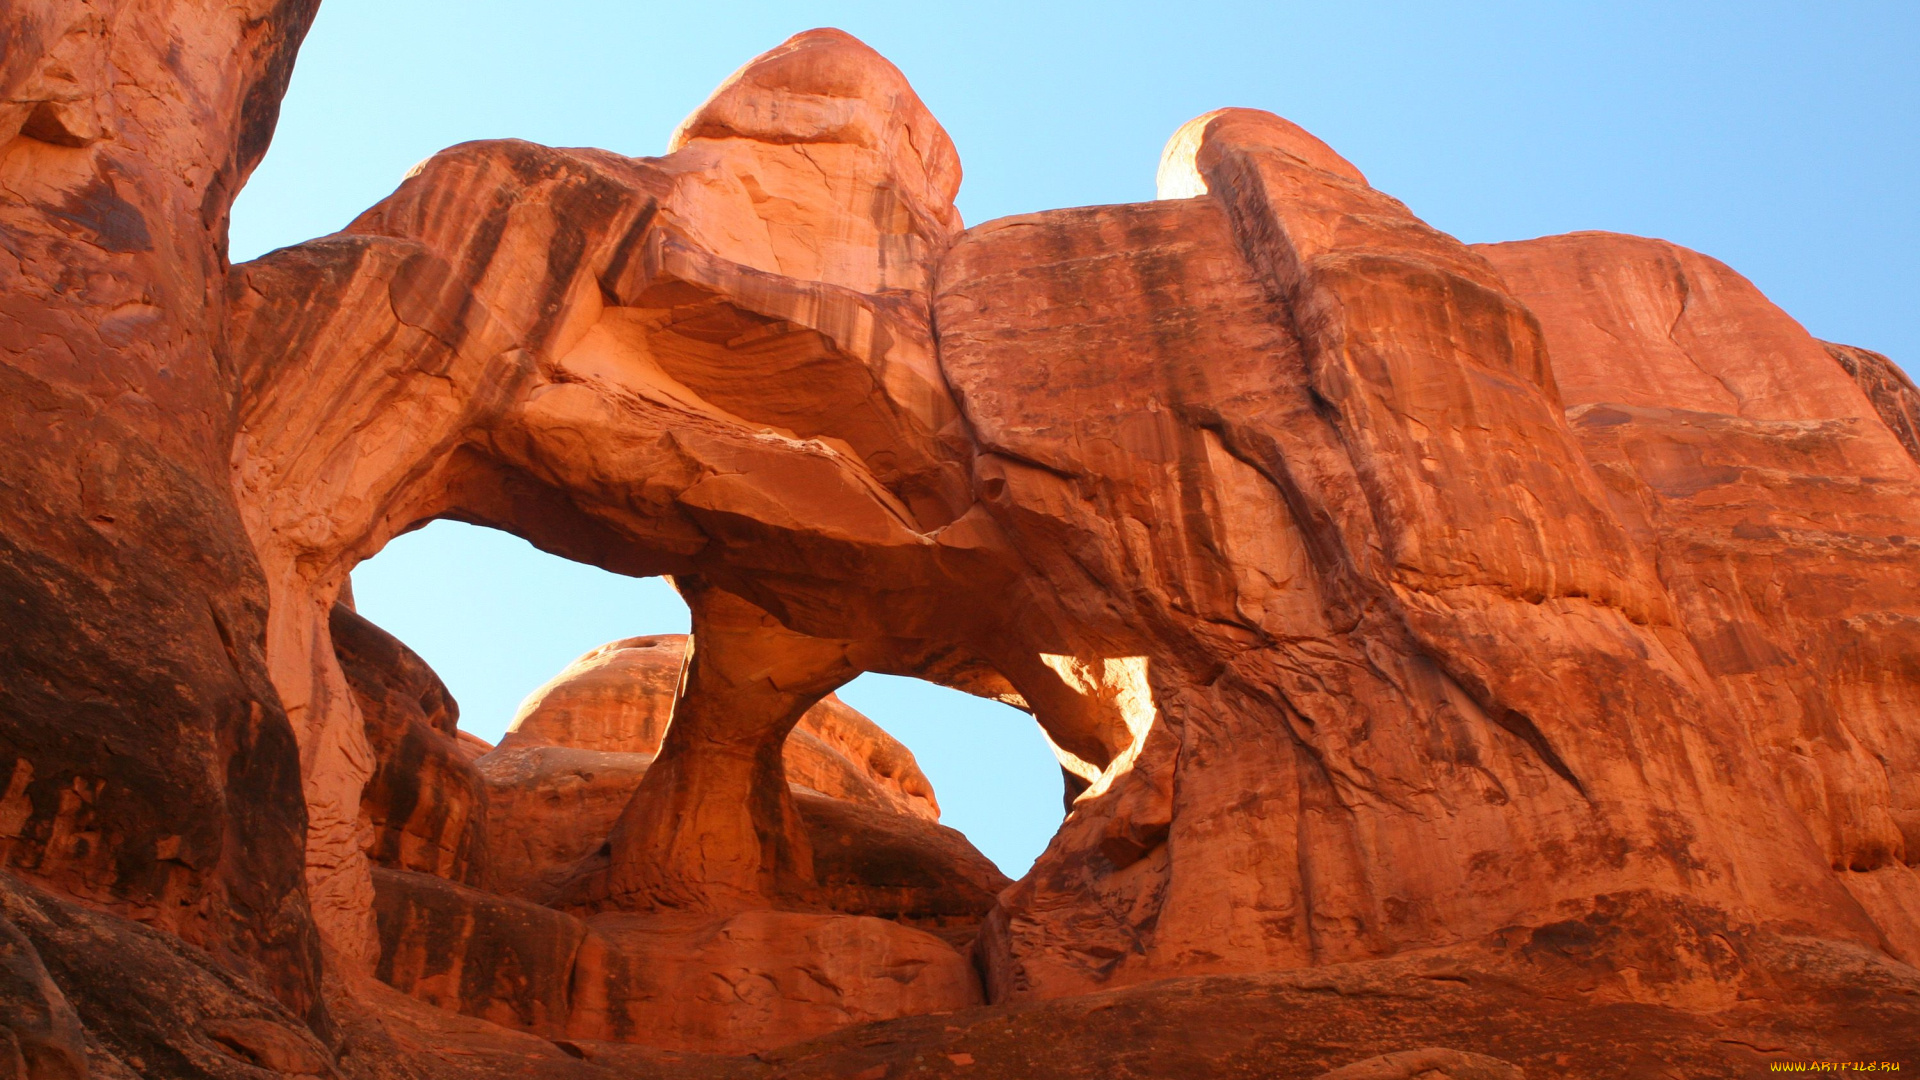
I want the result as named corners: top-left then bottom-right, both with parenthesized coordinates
top-left (4, 12), bottom-right (1920, 1077)
top-left (1827, 340), bottom-right (1920, 468)
top-left (500, 634), bottom-right (939, 820)
top-left (1481, 232), bottom-right (1920, 962)
top-left (952, 109), bottom-right (1877, 999)
top-left (333, 605), bottom-right (487, 889)
top-left (1, 0), bottom-right (324, 1024)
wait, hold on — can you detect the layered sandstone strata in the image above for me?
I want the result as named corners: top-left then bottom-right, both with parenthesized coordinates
top-left (2, 9), bottom-right (1917, 1077)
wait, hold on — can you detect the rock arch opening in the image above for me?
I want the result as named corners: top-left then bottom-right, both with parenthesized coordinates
top-left (348, 520), bottom-right (692, 746)
top-left (347, 520), bottom-right (1068, 877)
top-left (330, 518), bottom-right (1082, 1049)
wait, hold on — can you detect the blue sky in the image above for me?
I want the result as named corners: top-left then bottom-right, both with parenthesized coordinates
top-left (240, 1), bottom-right (1918, 875)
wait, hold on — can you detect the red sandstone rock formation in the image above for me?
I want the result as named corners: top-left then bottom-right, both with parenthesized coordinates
top-left (1828, 341), bottom-right (1920, 466)
top-left (3, 12), bottom-right (1919, 1078)
top-left (341, 614), bottom-right (1004, 1049)
top-left (1480, 232), bottom-right (1920, 963)
top-left (474, 633), bottom-right (995, 912)
top-left (500, 633), bottom-right (939, 819)
top-left (334, 605), bottom-right (487, 888)
top-left (564, 909), bottom-right (979, 1053)
top-left (1, 0), bottom-right (325, 1026)
top-left (1314, 1049), bottom-right (1524, 1080)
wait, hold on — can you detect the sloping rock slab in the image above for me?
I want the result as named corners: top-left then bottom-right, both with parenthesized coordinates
top-left (0, 871), bottom-right (335, 1078)
top-left (372, 867), bottom-right (586, 1038)
top-left (1316, 1047), bottom-right (1524, 1080)
top-left (797, 792), bottom-right (1007, 944)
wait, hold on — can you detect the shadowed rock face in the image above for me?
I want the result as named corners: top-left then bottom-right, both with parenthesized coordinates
top-left (333, 604), bottom-right (488, 889)
top-left (4, 13), bottom-right (1920, 1077)
top-left (0, 0), bottom-right (325, 1027)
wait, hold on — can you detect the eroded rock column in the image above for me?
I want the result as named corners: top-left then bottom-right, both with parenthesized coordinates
top-left (595, 580), bottom-right (859, 911)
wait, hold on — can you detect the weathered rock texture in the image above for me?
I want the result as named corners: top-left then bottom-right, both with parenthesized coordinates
top-left (1827, 341), bottom-right (1920, 466)
top-left (334, 605), bottom-right (486, 888)
top-left (4, 11), bottom-right (1919, 1078)
top-left (565, 909), bottom-right (981, 1053)
top-left (0, 871), bottom-right (333, 1079)
top-left (1, 0), bottom-right (325, 1026)
top-left (370, 867), bottom-right (584, 1039)
top-left (1480, 233), bottom-right (1920, 964)
top-left (353, 628), bottom-right (1004, 1050)
top-left (1313, 1048), bottom-right (1524, 1080)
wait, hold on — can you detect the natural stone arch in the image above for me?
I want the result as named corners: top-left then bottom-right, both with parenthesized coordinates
top-left (226, 26), bottom-right (1915, 1014)
top-left (226, 31), bottom-right (1145, 964)
top-left (13, 4), bottom-right (1920, 1068)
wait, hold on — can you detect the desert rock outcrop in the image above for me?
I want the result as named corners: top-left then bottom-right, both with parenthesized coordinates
top-left (1481, 231), bottom-right (1920, 963)
top-left (370, 867), bottom-right (584, 1039)
top-left (345, 621), bottom-right (1004, 1048)
top-left (334, 605), bottom-right (487, 888)
top-left (3, 11), bottom-right (1918, 1077)
top-left (564, 909), bottom-right (980, 1053)
top-left (1, 0), bottom-right (326, 1024)
top-left (1313, 1048), bottom-right (1524, 1080)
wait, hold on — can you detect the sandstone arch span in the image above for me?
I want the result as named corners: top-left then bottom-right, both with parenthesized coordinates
top-left (229, 28), bottom-right (1920, 1007)
top-left (227, 29), bottom-right (1152, 968)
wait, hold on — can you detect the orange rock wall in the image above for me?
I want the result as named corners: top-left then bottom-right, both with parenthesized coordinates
top-left (346, 616), bottom-right (1006, 1050)
top-left (1482, 233), bottom-right (1920, 962)
top-left (334, 604), bottom-right (488, 887)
